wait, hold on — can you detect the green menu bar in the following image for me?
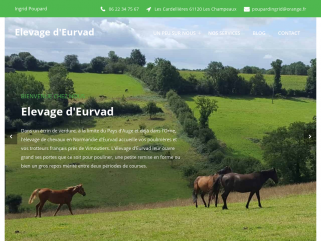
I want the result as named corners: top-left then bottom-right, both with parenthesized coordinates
top-left (0, 0), bottom-right (319, 17)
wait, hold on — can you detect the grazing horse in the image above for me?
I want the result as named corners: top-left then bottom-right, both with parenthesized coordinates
top-left (28, 184), bottom-right (86, 217)
top-left (213, 168), bottom-right (278, 210)
top-left (193, 166), bottom-right (232, 208)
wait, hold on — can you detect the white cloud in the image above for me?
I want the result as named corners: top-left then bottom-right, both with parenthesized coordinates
top-left (4, 17), bottom-right (316, 69)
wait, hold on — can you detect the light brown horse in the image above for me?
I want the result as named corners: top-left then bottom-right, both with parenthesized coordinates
top-left (28, 184), bottom-right (86, 217)
top-left (193, 166), bottom-right (232, 208)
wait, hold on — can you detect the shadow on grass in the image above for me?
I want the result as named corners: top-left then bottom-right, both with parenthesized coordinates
top-left (285, 97), bottom-right (309, 103)
top-left (150, 117), bottom-right (165, 121)
top-left (182, 95), bottom-right (257, 102)
top-left (182, 94), bottom-right (312, 103)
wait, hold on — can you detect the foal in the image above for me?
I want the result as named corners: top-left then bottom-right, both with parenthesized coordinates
top-left (28, 184), bottom-right (86, 217)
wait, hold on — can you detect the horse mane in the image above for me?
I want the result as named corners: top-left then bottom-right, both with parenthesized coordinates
top-left (259, 169), bottom-right (275, 176)
top-left (260, 169), bottom-right (274, 173)
top-left (65, 186), bottom-right (77, 191)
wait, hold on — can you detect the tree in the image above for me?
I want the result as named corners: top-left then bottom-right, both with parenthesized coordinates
top-left (104, 62), bottom-right (126, 74)
top-left (195, 96), bottom-right (218, 128)
top-left (64, 55), bottom-right (80, 72)
top-left (90, 56), bottom-right (106, 73)
top-left (249, 73), bottom-right (270, 96)
top-left (305, 58), bottom-right (316, 99)
top-left (10, 56), bottom-right (24, 70)
top-left (10, 54), bottom-right (19, 59)
top-left (70, 102), bottom-right (88, 125)
top-left (5, 194), bottom-right (22, 213)
top-left (144, 101), bottom-right (163, 119)
top-left (84, 96), bottom-right (100, 109)
top-left (36, 60), bottom-right (52, 71)
top-left (271, 59), bottom-right (283, 93)
top-left (262, 121), bottom-right (315, 184)
top-left (205, 61), bottom-right (224, 85)
top-left (242, 66), bottom-right (253, 74)
top-left (183, 118), bottom-right (199, 136)
top-left (146, 62), bottom-right (155, 70)
top-left (43, 98), bottom-right (65, 126)
top-left (281, 62), bottom-right (309, 75)
top-left (198, 128), bottom-right (216, 143)
top-left (18, 52), bottom-right (31, 61)
top-left (108, 51), bottom-right (119, 63)
top-left (5, 73), bottom-right (44, 120)
top-left (130, 49), bottom-right (146, 66)
top-left (5, 55), bottom-right (10, 63)
top-left (48, 65), bottom-right (75, 107)
top-left (216, 67), bottom-right (248, 95)
top-left (153, 58), bottom-right (182, 92)
top-left (24, 55), bottom-right (38, 70)
top-left (294, 61), bottom-right (308, 75)
top-left (70, 61), bottom-right (81, 72)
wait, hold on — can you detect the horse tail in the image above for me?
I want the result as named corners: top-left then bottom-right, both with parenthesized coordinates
top-left (213, 175), bottom-right (223, 194)
top-left (192, 177), bottom-right (200, 203)
top-left (28, 189), bottom-right (41, 204)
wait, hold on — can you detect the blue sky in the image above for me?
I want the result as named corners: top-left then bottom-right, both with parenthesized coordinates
top-left (5, 18), bottom-right (316, 69)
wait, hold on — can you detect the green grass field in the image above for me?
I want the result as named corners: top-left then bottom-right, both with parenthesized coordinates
top-left (184, 95), bottom-right (316, 160)
top-left (5, 194), bottom-right (315, 241)
top-left (179, 71), bottom-right (307, 90)
top-left (6, 109), bottom-right (203, 211)
top-left (6, 71), bottom-right (316, 220)
top-left (6, 72), bottom-right (205, 211)
top-left (18, 71), bottom-right (146, 99)
top-left (179, 70), bottom-right (205, 81)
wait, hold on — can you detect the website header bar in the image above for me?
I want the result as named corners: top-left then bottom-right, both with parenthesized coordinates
top-left (1, 0), bottom-right (319, 17)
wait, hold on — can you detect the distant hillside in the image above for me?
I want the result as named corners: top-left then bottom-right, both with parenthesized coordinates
top-left (179, 71), bottom-right (307, 90)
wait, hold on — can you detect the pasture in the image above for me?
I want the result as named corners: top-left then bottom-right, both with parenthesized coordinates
top-left (179, 71), bottom-right (308, 90)
top-left (6, 72), bottom-right (207, 212)
top-left (6, 191), bottom-right (316, 240)
top-left (18, 71), bottom-right (146, 99)
top-left (5, 70), bottom-right (316, 240)
top-left (5, 111), bottom-right (203, 212)
top-left (184, 95), bottom-right (316, 160)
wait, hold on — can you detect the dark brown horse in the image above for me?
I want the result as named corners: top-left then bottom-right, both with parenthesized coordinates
top-left (213, 168), bottom-right (278, 209)
top-left (28, 184), bottom-right (86, 217)
top-left (193, 166), bottom-right (232, 208)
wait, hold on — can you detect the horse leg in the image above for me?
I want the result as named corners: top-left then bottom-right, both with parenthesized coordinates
top-left (67, 203), bottom-right (73, 215)
top-left (256, 191), bottom-right (262, 208)
top-left (39, 201), bottom-right (46, 218)
top-left (54, 204), bottom-right (63, 216)
top-left (246, 192), bottom-right (255, 209)
top-left (35, 202), bottom-right (40, 217)
top-left (221, 191), bottom-right (230, 210)
top-left (208, 192), bottom-right (212, 208)
top-left (193, 190), bottom-right (198, 208)
top-left (215, 192), bottom-right (219, 207)
top-left (201, 193), bottom-right (207, 207)
top-left (195, 196), bottom-right (198, 208)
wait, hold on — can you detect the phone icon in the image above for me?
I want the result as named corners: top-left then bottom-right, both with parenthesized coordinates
top-left (101, 7), bottom-right (105, 12)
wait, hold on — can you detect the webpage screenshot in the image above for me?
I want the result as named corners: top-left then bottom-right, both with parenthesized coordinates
top-left (1, 1), bottom-right (319, 240)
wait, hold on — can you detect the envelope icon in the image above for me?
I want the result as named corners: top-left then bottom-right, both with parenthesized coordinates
top-left (244, 7), bottom-right (250, 12)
